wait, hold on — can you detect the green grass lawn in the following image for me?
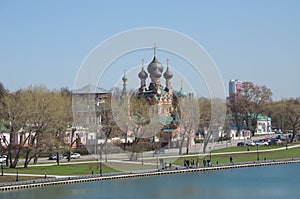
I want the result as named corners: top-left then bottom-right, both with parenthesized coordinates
top-left (173, 147), bottom-right (300, 166)
top-left (3, 163), bottom-right (119, 176)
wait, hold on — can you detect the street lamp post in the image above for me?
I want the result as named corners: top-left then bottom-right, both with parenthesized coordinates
top-left (256, 145), bottom-right (259, 161)
top-left (16, 167), bottom-right (18, 182)
top-left (209, 146), bottom-right (212, 166)
top-left (100, 161), bottom-right (102, 176)
top-left (1, 161), bottom-right (3, 176)
top-left (140, 145), bottom-right (144, 166)
top-left (56, 152), bottom-right (60, 166)
top-left (1, 148), bottom-right (3, 176)
top-left (0, 139), bottom-right (3, 176)
top-left (99, 140), bottom-right (103, 176)
top-left (105, 142), bottom-right (108, 163)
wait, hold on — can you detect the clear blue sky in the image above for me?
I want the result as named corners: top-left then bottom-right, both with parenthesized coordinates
top-left (0, 0), bottom-right (299, 100)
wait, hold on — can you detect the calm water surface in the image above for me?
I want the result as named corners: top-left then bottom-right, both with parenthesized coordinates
top-left (1, 164), bottom-right (299, 199)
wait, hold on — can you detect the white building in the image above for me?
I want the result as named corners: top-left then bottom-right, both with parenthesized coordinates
top-left (256, 115), bottom-right (273, 134)
top-left (229, 129), bottom-right (252, 140)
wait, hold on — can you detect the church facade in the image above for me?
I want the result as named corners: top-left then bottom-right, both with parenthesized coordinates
top-left (120, 46), bottom-right (188, 144)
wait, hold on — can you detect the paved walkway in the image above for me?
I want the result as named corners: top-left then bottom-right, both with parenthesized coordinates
top-left (3, 144), bottom-right (299, 179)
top-left (2, 173), bottom-right (76, 178)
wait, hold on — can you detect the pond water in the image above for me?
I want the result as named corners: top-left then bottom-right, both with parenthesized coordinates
top-left (1, 163), bottom-right (299, 199)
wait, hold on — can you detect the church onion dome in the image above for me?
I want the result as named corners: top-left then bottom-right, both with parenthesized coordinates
top-left (138, 66), bottom-right (148, 79)
top-left (122, 70), bottom-right (127, 81)
top-left (147, 56), bottom-right (163, 75)
top-left (152, 67), bottom-right (162, 78)
top-left (157, 60), bottom-right (163, 73)
top-left (177, 88), bottom-right (187, 97)
top-left (163, 66), bottom-right (173, 79)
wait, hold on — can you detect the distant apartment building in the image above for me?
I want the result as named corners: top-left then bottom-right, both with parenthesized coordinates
top-left (229, 79), bottom-right (242, 95)
top-left (229, 79), bottom-right (242, 100)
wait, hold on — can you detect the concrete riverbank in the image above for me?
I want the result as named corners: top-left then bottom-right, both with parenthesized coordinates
top-left (1, 158), bottom-right (300, 192)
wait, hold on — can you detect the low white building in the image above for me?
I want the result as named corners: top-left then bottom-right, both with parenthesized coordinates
top-left (65, 126), bottom-right (89, 147)
top-left (0, 129), bottom-right (37, 147)
top-left (256, 115), bottom-right (273, 134)
top-left (229, 129), bottom-right (252, 140)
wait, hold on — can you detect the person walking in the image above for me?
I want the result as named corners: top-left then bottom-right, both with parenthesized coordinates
top-left (203, 159), bottom-right (206, 167)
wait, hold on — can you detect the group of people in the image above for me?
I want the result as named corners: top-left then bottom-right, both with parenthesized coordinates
top-left (183, 156), bottom-right (234, 168)
top-left (183, 159), bottom-right (214, 168)
top-left (202, 159), bottom-right (212, 167)
top-left (183, 159), bottom-right (200, 168)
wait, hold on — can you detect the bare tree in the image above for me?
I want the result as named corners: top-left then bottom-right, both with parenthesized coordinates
top-left (96, 95), bottom-right (121, 162)
top-left (0, 86), bottom-right (72, 168)
top-left (21, 86), bottom-right (72, 168)
top-left (283, 99), bottom-right (300, 142)
top-left (118, 96), bottom-right (151, 160)
top-left (197, 97), bottom-right (226, 153)
top-left (203, 98), bottom-right (226, 153)
top-left (177, 97), bottom-right (199, 155)
top-left (266, 101), bottom-right (285, 132)
top-left (0, 90), bottom-right (26, 168)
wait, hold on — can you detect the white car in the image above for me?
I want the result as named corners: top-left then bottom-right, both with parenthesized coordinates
top-left (255, 140), bottom-right (269, 146)
top-left (245, 140), bottom-right (255, 146)
top-left (275, 139), bottom-right (283, 145)
top-left (70, 153), bottom-right (81, 159)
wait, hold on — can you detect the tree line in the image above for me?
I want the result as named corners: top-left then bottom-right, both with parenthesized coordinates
top-left (0, 83), bottom-right (72, 168)
top-left (1, 81), bottom-right (300, 166)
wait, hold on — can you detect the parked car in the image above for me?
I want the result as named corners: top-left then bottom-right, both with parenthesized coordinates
top-left (255, 141), bottom-right (269, 146)
top-left (154, 148), bottom-right (165, 154)
top-left (275, 139), bottom-right (283, 145)
top-left (49, 154), bottom-right (63, 160)
top-left (0, 155), bottom-right (7, 163)
top-left (255, 140), bottom-right (269, 146)
top-left (268, 138), bottom-right (284, 145)
top-left (245, 140), bottom-right (255, 146)
top-left (237, 142), bottom-right (245, 147)
top-left (70, 153), bottom-right (81, 159)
